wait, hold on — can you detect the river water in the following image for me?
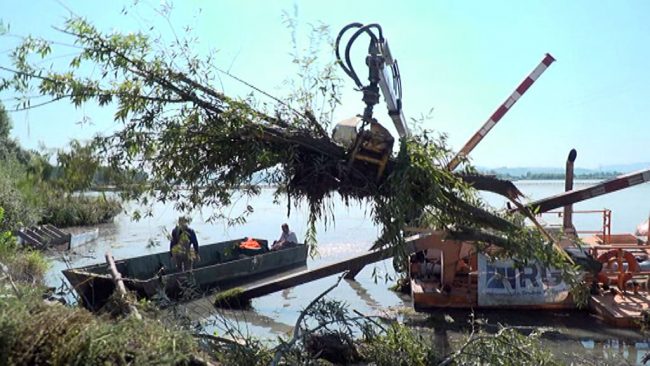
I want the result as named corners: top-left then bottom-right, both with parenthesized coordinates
top-left (46, 180), bottom-right (650, 365)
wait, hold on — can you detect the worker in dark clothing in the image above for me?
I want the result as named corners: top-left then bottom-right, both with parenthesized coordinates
top-left (170, 216), bottom-right (200, 271)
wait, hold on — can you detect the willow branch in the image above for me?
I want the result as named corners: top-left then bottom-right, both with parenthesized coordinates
top-left (271, 272), bottom-right (348, 366)
top-left (191, 333), bottom-right (246, 348)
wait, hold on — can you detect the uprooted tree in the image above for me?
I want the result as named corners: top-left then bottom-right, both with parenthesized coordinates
top-left (0, 15), bottom-right (586, 292)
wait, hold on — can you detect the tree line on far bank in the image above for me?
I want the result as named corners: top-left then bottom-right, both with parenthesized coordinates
top-left (484, 170), bottom-right (622, 181)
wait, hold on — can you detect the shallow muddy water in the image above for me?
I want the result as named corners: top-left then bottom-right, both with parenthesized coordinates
top-left (46, 181), bottom-right (650, 364)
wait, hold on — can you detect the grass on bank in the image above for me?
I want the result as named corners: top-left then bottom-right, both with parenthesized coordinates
top-left (0, 285), bottom-right (201, 366)
top-left (0, 214), bottom-right (204, 365)
top-left (0, 209), bottom-right (49, 283)
top-left (39, 193), bottom-right (122, 228)
top-left (213, 287), bottom-right (251, 309)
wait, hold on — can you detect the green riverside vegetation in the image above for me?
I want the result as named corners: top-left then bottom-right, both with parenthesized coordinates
top-left (0, 103), bottom-right (122, 231)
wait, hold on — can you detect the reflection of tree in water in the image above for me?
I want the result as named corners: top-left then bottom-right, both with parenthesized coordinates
top-left (174, 296), bottom-right (294, 336)
top-left (573, 338), bottom-right (646, 365)
top-left (281, 288), bottom-right (295, 304)
top-left (346, 279), bottom-right (381, 309)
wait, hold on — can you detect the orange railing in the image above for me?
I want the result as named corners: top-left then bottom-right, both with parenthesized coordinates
top-left (538, 209), bottom-right (612, 243)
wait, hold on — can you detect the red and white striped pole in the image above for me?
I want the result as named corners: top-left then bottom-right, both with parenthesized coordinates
top-left (516, 169), bottom-right (650, 214)
top-left (447, 53), bottom-right (556, 170)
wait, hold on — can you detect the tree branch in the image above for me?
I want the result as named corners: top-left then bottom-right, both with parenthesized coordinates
top-left (191, 333), bottom-right (246, 348)
top-left (271, 271), bottom-right (348, 366)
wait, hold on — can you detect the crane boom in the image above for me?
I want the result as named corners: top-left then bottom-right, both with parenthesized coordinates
top-left (377, 39), bottom-right (409, 138)
top-left (447, 53), bottom-right (556, 170)
top-left (514, 168), bottom-right (650, 214)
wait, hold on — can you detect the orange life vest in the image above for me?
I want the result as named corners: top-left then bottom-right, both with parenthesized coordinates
top-left (239, 237), bottom-right (261, 250)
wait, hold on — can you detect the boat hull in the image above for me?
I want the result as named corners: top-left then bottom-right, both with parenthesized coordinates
top-left (63, 238), bottom-right (308, 310)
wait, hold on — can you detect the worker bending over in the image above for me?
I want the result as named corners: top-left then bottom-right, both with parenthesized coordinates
top-left (272, 223), bottom-right (298, 251)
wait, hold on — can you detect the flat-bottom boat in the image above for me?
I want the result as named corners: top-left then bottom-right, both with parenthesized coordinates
top-left (63, 238), bottom-right (308, 310)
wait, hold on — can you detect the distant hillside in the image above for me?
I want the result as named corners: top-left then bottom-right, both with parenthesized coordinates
top-left (480, 162), bottom-right (650, 178)
top-left (598, 162), bottom-right (650, 173)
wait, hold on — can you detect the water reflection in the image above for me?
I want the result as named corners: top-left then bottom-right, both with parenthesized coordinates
top-left (43, 183), bottom-right (650, 364)
top-left (175, 296), bottom-right (295, 337)
top-left (575, 338), bottom-right (649, 365)
top-left (346, 279), bottom-right (381, 309)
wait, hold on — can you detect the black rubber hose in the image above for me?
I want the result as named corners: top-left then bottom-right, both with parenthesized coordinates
top-left (344, 25), bottom-right (381, 88)
top-left (335, 23), bottom-right (363, 84)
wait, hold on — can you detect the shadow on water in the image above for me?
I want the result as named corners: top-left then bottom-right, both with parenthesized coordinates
top-left (43, 184), bottom-right (650, 364)
top-left (408, 307), bottom-right (650, 365)
top-left (346, 278), bottom-right (382, 309)
top-left (174, 295), bottom-right (296, 336)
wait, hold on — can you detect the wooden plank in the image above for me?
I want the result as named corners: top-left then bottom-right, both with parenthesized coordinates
top-left (26, 229), bottom-right (47, 242)
top-left (588, 293), bottom-right (650, 328)
top-left (105, 251), bottom-right (142, 319)
top-left (34, 227), bottom-right (67, 246)
top-left (19, 225), bottom-right (71, 249)
top-left (32, 227), bottom-right (54, 241)
top-left (41, 225), bottom-right (66, 240)
top-left (238, 248), bottom-right (393, 301)
top-left (16, 231), bottom-right (41, 247)
top-left (44, 224), bottom-right (68, 237)
top-left (235, 232), bottom-right (444, 302)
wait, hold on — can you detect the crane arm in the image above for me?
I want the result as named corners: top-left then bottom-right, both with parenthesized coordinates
top-left (376, 39), bottom-right (409, 138)
top-left (513, 168), bottom-right (650, 214)
top-left (335, 23), bottom-right (410, 139)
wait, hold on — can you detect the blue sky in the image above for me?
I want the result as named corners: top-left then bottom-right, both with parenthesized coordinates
top-left (1, 0), bottom-right (649, 169)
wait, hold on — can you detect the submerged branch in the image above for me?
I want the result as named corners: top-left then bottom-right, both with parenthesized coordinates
top-left (271, 272), bottom-right (348, 366)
